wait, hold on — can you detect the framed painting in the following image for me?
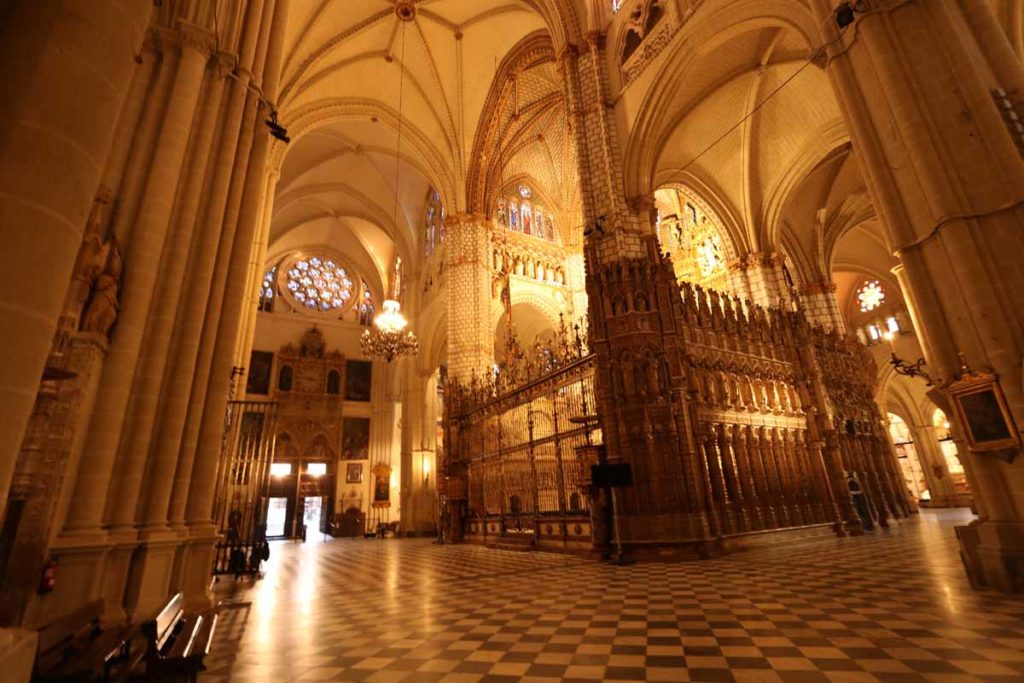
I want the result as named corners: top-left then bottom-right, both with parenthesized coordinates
top-left (345, 360), bottom-right (373, 401)
top-left (246, 350), bottom-right (273, 395)
top-left (944, 357), bottom-right (1019, 459)
top-left (345, 463), bottom-right (363, 484)
top-left (342, 417), bottom-right (371, 459)
top-left (372, 463), bottom-right (391, 508)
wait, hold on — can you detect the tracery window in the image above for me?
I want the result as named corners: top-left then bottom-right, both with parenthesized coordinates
top-left (258, 266), bottom-right (276, 312)
top-left (359, 280), bottom-right (376, 327)
top-left (857, 280), bottom-right (885, 312)
top-left (283, 255), bottom-right (354, 313)
top-left (494, 184), bottom-right (556, 242)
top-left (260, 250), bottom-right (378, 324)
top-left (424, 189), bottom-right (445, 256)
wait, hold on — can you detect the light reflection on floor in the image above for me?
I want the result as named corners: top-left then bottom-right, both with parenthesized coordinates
top-left (203, 509), bottom-right (1024, 682)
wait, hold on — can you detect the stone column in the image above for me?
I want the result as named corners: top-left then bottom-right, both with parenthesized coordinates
top-left (111, 42), bottom-right (222, 535)
top-left (132, 69), bottom-right (228, 532)
top-left (743, 252), bottom-right (791, 309)
top-left (158, 0), bottom-right (274, 531)
top-left (563, 246), bottom-right (588, 319)
top-left (403, 368), bottom-right (439, 535)
top-left (181, 1), bottom-right (288, 610)
top-left (813, 0), bottom-right (1024, 589)
top-left (233, 169), bottom-right (280, 398)
top-left (799, 281), bottom-right (846, 333)
top-left (445, 214), bottom-right (494, 383)
top-left (61, 24), bottom-right (211, 537)
top-left (0, 0), bottom-right (150, 514)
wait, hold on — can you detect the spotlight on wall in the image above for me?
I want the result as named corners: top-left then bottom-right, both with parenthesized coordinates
top-left (835, 2), bottom-right (856, 29)
top-left (265, 110), bottom-right (290, 144)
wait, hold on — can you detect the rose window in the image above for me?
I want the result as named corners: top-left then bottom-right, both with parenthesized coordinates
top-left (283, 255), bottom-right (354, 312)
top-left (857, 280), bottom-right (885, 312)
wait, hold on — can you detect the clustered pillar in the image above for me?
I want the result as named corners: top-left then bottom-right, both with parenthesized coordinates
top-left (0, 1), bottom-right (291, 627)
top-left (811, 0), bottom-right (1024, 590)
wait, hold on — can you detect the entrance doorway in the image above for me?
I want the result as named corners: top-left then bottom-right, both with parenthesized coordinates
top-left (303, 496), bottom-right (324, 537)
top-left (267, 497), bottom-right (289, 538)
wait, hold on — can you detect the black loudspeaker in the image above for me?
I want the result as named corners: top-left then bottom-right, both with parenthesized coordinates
top-left (591, 462), bottom-right (633, 488)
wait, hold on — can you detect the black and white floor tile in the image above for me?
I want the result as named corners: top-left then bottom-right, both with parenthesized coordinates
top-left (202, 509), bottom-right (1024, 682)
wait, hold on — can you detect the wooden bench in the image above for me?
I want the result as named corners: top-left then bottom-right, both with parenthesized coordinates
top-left (33, 599), bottom-right (131, 682)
top-left (140, 593), bottom-right (217, 683)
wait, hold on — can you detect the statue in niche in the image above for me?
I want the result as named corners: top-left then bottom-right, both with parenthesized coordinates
top-left (81, 241), bottom-right (122, 337)
top-left (646, 354), bottom-right (662, 395)
top-left (620, 354), bottom-right (636, 397)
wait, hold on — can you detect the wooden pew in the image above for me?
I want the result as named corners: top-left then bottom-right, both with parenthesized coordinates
top-left (139, 593), bottom-right (217, 683)
top-left (33, 600), bottom-right (131, 682)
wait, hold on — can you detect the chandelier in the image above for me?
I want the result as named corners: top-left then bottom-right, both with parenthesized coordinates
top-left (361, 18), bottom-right (419, 363)
top-left (361, 299), bottom-right (419, 362)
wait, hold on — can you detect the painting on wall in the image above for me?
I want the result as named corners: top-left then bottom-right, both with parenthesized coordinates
top-left (345, 360), bottom-right (372, 401)
top-left (345, 463), bottom-right (363, 484)
top-left (342, 417), bottom-right (371, 459)
top-left (944, 357), bottom-right (1020, 460)
top-left (372, 463), bottom-right (391, 508)
top-left (246, 350), bottom-right (274, 395)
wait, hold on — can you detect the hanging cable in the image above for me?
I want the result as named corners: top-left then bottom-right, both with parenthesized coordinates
top-left (392, 20), bottom-right (407, 273)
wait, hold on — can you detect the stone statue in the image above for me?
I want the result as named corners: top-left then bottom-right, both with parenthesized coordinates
top-left (81, 240), bottom-right (122, 337)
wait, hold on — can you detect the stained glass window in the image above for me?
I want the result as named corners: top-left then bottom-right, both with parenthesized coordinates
top-left (857, 280), bottom-right (885, 312)
top-left (359, 281), bottom-right (375, 326)
top-left (259, 266), bottom-right (276, 312)
top-left (497, 198), bottom-right (508, 227)
top-left (424, 188), bottom-right (444, 256)
top-left (495, 185), bottom-right (555, 241)
top-left (283, 255), bottom-right (354, 313)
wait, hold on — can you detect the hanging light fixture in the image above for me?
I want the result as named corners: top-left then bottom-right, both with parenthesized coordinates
top-left (361, 8), bottom-right (419, 363)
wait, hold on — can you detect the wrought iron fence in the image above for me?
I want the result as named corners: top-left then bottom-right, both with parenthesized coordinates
top-left (212, 400), bottom-right (277, 576)
top-left (448, 321), bottom-right (598, 540)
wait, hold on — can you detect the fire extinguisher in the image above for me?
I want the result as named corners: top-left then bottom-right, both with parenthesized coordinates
top-left (38, 558), bottom-right (58, 594)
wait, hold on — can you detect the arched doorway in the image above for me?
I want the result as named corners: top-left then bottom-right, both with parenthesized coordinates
top-left (887, 412), bottom-right (929, 504)
top-left (932, 408), bottom-right (971, 500)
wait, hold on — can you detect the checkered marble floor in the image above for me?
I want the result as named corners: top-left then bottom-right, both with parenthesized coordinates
top-left (202, 509), bottom-right (1024, 682)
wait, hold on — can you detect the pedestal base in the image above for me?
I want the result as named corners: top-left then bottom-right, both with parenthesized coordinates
top-left (957, 519), bottom-right (1024, 593)
top-left (0, 628), bottom-right (37, 683)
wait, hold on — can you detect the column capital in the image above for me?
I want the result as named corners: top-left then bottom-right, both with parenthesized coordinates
top-left (584, 31), bottom-right (606, 50)
top-left (177, 20), bottom-right (217, 59)
top-left (447, 211), bottom-right (489, 227)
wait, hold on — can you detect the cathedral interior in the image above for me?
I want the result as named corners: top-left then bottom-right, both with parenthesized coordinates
top-left (2, 0), bottom-right (1024, 681)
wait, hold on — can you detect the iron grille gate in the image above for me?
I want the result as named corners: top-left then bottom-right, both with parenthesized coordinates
top-left (455, 356), bottom-right (599, 537)
top-left (212, 400), bottom-right (277, 576)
